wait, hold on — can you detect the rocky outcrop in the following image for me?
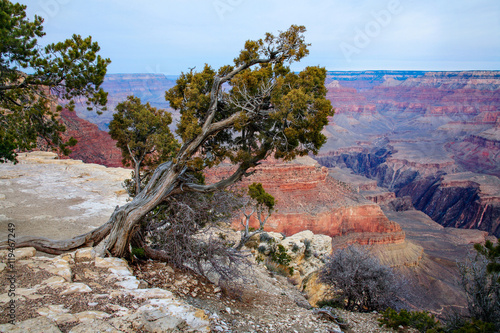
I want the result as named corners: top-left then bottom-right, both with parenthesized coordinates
top-left (0, 247), bottom-right (210, 332)
top-left (206, 156), bottom-right (405, 246)
top-left (0, 152), bottom-right (130, 243)
top-left (59, 109), bottom-right (124, 167)
top-left (446, 124), bottom-right (500, 177)
top-left (315, 144), bottom-right (456, 191)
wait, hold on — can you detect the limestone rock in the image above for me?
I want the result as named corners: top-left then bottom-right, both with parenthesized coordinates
top-left (0, 247), bottom-right (36, 261)
top-left (61, 282), bottom-right (93, 295)
top-left (69, 320), bottom-right (124, 333)
top-left (0, 316), bottom-right (61, 333)
top-left (75, 247), bottom-right (96, 261)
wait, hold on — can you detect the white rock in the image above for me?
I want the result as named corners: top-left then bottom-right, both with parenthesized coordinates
top-left (75, 247), bottom-right (96, 261)
top-left (75, 310), bottom-right (111, 323)
top-left (37, 304), bottom-right (70, 316)
top-left (51, 313), bottom-right (78, 325)
top-left (13, 247), bottom-right (37, 260)
top-left (46, 258), bottom-right (72, 282)
top-left (95, 257), bottom-right (133, 276)
top-left (129, 287), bottom-right (174, 300)
top-left (15, 288), bottom-right (37, 296)
top-left (41, 276), bottom-right (67, 286)
top-left (115, 276), bottom-right (140, 290)
top-left (61, 283), bottom-right (92, 295)
top-left (106, 304), bottom-right (131, 317)
top-left (69, 320), bottom-right (123, 333)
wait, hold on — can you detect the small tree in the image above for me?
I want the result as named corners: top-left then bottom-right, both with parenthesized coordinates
top-left (0, 0), bottom-right (110, 163)
top-left (319, 245), bottom-right (405, 311)
top-left (235, 182), bottom-right (275, 250)
top-left (109, 96), bottom-right (178, 195)
top-left (474, 239), bottom-right (500, 281)
top-left (457, 248), bottom-right (500, 329)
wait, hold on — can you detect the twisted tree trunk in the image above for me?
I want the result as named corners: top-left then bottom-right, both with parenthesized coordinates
top-left (103, 162), bottom-right (183, 256)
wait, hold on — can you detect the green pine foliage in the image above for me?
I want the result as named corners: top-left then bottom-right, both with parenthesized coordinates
top-left (164, 25), bottom-right (333, 175)
top-left (0, 0), bottom-right (110, 163)
top-left (248, 182), bottom-right (275, 210)
top-left (109, 96), bottom-right (179, 195)
top-left (474, 239), bottom-right (500, 281)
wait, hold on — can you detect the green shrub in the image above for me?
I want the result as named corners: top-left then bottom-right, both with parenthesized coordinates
top-left (255, 254), bottom-right (264, 264)
top-left (303, 239), bottom-right (312, 258)
top-left (269, 244), bottom-right (292, 266)
top-left (257, 245), bottom-right (267, 254)
top-left (317, 298), bottom-right (345, 309)
top-left (379, 308), bottom-right (441, 333)
top-left (265, 261), bottom-right (291, 277)
top-left (444, 315), bottom-right (497, 333)
top-left (450, 319), bottom-right (496, 333)
top-left (291, 243), bottom-right (300, 252)
top-left (260, 233), bottom-right (273, 243)
top-left (131, 247), bottom-right (146, 260)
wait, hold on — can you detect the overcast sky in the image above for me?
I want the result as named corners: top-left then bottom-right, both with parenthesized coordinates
top-left (19, 0), bottom-right (500, 74)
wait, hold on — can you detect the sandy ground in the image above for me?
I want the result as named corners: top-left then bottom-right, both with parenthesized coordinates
top-left (0, 152), bottom-right (130, 243)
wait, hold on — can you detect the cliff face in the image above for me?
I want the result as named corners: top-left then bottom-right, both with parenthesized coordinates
top-left (446, 125), bottom-right (500, 177)
top-left (59, 109), bottom-right (124, 167)
top-left (398, 173), bottom-right (500, 237)
top-left (317, 70), bottom-right (500, 237)
top-left (205, 157), bottom-right (405, 245)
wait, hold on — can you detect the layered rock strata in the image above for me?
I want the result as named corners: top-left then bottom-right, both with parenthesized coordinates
top-left (205, 156), bottom-right (405, 246)
top-left (398, 172), bottom-right (500, 237)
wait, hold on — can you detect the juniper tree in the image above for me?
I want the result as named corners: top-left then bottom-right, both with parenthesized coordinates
top-left (0, 0), bottom-right (110, 163)
top-left (109, 96), bottom-right (178, 195)
top-left (4, 25), bottom-right (334, 258)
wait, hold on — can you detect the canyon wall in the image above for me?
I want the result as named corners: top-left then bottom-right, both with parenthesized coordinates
top-left (317, 70), bottom-right (500, 237)
top-left (59, 109), bottom-right (124, 167)
top-left (205, 157), bottom-right (405, 245)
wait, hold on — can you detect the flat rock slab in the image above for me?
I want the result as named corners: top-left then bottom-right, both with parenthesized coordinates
top-left (0, 152), bottom-right (130, 242)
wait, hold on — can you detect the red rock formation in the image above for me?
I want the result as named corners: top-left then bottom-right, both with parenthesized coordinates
top-left (59, 109), bottom-right (124, 167)
top-left (205, 157), bottom-right (405, 245)
top-left (446, 125), bottom-right (500, 177)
